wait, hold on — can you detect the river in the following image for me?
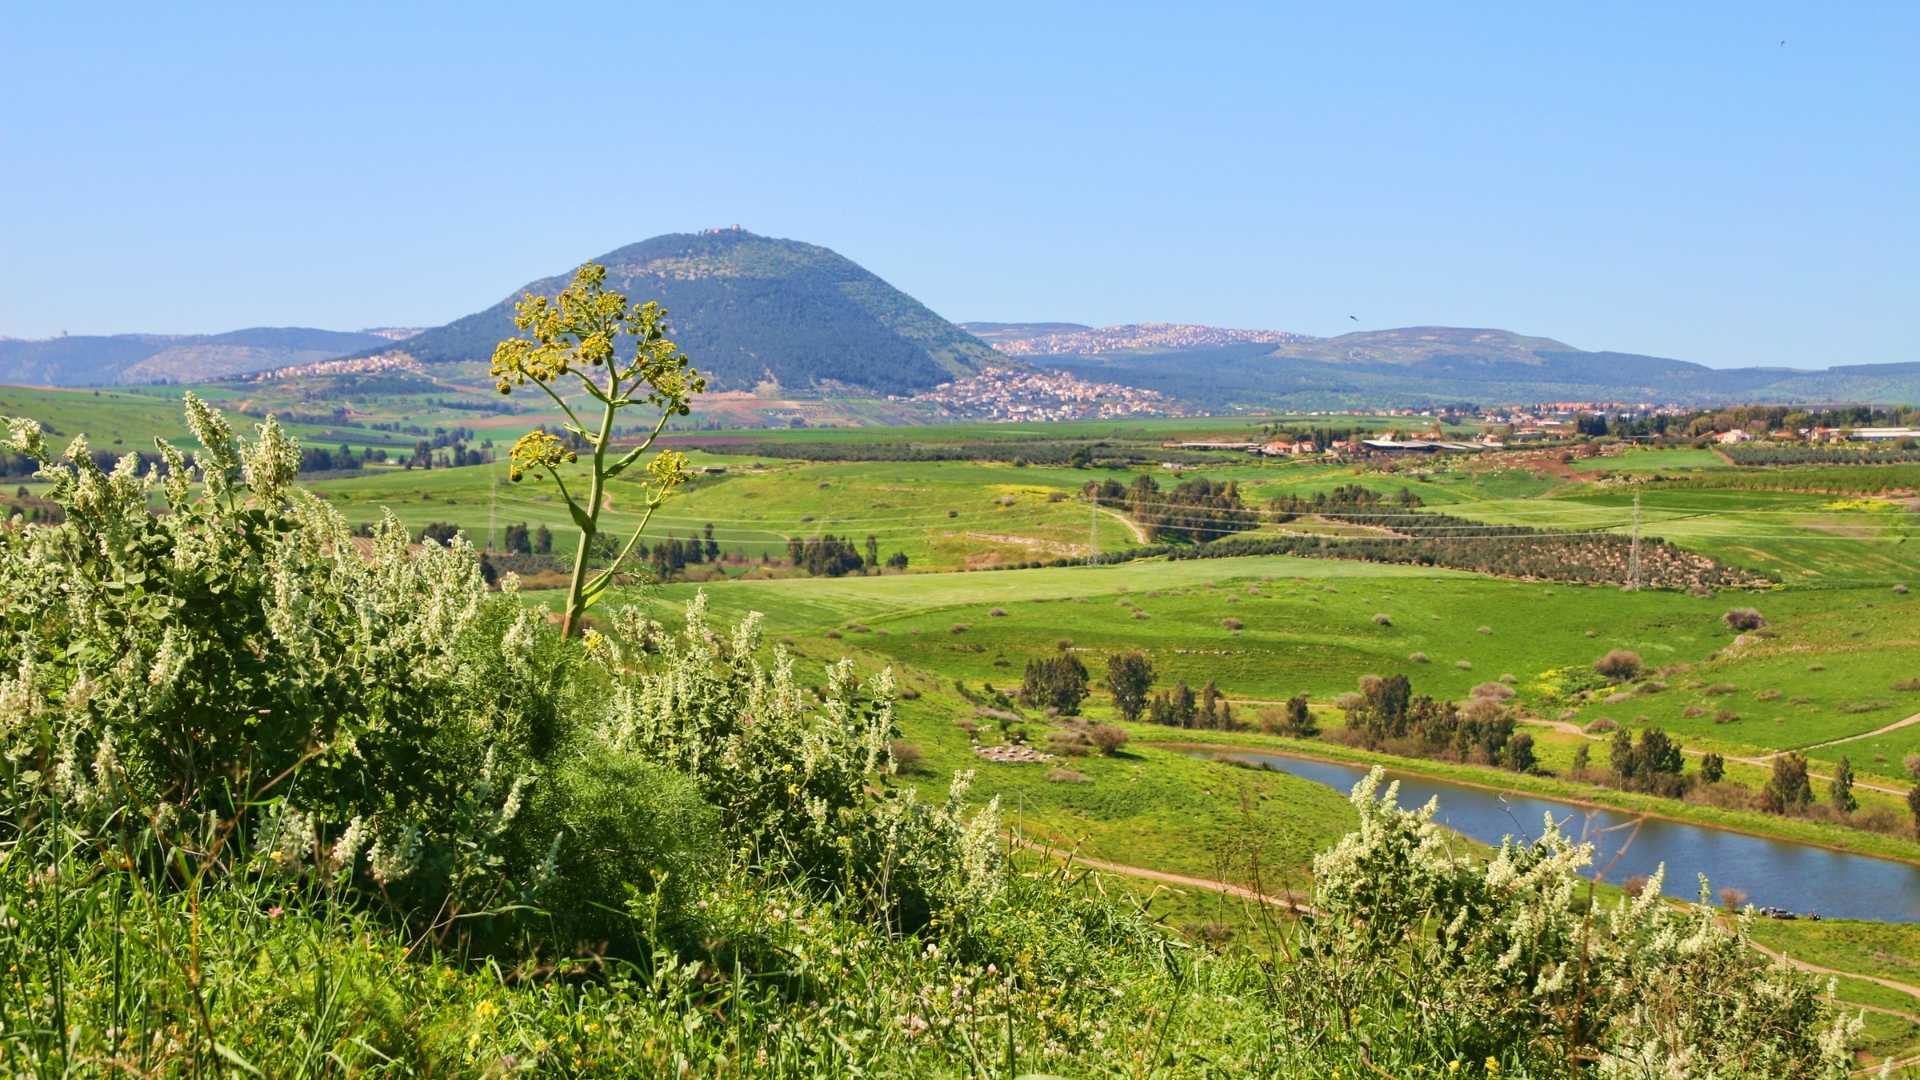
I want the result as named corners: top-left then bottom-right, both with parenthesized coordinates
top-left (1198, 749), bottom-right (1920, 923)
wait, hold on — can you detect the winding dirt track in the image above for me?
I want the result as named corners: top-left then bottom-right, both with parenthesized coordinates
top-left (1013, 836), bottom-right (1312, 913)
top-left (1094, 504), bottom-right (1149, 544)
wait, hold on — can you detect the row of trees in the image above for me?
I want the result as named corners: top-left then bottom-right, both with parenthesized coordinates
top-left (1085, 475), bottom-right (1257, 543)
top-left (1339, 675), bottom-right (1534, 771)
top-left (785, 533), bottom-right (908, 577)
top-left (1267, 483), bottom-right (1420, 521)
top-left (1146, 679), bottom-right (1237, 730)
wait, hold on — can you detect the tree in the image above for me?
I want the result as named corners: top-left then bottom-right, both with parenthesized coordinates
top-left (420, 521), bottom-right (460, 546)
top-left (1762, 752), bottom-right (1814, 815)
top-left (1105, 651), bottom-right (1154, 722)
top-left (533, 523), bottom-right (554, 554)
top-left (1570, 743), bottom-right (1591, 774)
top-left (1829, 756), bottom-right (1857, 815)
top-left (703, 522), bottom-right (720, 562)
top-left (1699, 752), bottom-right (1725, 785)
top-left (491, 263), bottom-right (705, 636)
top-left (1198, 680), bottom-right (1221, 728)
top-left (865, 533), bottom-right (879, 572)
top-left (1022, 652), bottom-right (1090, 715)
top-left (1908, 784), bottom-right (1920, 838)
top-left (1608, 728), bottom-right (1637, 786)
top-left (503, 521), bottom-right (532, 555)
top-left (1504, 732), bottom-right (1536, 773)
top-left (886, 551), bottom-right (909, 570)
top-left (1172, 682), bottom-right (1197, 727)
top-left (1283, 694), bottom-right (1317, 737)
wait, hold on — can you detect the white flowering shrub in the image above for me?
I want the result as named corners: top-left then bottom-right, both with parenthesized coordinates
top-left (0, 397), bottom-right (718, 950)
top-left (1279, 768), bottom-right (1861, 1077)
top-left (584, 593), bottom-right (1003, 934)
top-left (1, 395), bottom-right (999, 957)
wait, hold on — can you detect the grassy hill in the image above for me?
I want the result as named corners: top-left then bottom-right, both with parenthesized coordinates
top-left (379, 228), bottom-right (1005, 396)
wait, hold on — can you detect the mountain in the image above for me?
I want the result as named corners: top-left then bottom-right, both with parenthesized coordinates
top-left (381, 229), bottom-right (1003, 396)
top-left (0, 328), bottom-right (396, 386)
top-left (986, 323), bottom-right (1920, 407)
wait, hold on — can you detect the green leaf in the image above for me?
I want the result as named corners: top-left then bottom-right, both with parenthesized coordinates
top-left (566, 498), bottom-right (593, 534)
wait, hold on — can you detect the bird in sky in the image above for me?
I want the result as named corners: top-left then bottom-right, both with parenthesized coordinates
top-left (1348, 315), bottom-right (1359, 322)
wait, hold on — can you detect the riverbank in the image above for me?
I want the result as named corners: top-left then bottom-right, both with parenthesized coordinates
top-left (1135, 725), bottom-right (1920, 868)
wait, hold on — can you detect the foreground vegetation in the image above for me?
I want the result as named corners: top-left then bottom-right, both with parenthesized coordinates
top-left (3, 396), bottom-right (1898, 1075)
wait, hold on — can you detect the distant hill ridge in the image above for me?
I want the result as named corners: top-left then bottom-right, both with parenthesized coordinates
top-left (379, 229), bottom-right (1003, 396)
top-left (981, 322), bottom-right (1920, 408)
top-left (0, 327), bottom-right (398, 386)
top-left (973, 322), bottom-right (1310, 356)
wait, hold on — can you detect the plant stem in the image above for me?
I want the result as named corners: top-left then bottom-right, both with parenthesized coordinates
top-left (562, 369), bottom-right (620, 638)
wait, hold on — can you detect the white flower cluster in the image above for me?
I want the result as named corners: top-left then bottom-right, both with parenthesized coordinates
top-left (1291, 768), bottom-right (1863, 1078)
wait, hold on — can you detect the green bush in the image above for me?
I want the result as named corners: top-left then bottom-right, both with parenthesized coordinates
top-left (530, 748), bottom-right (722, 946)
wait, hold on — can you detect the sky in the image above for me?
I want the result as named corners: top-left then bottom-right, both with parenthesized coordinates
top-left (1, 2), bottom-right (1914, 368)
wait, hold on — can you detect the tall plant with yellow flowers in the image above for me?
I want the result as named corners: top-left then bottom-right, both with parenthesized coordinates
top-left (491, 263), bottom-right (704, 636)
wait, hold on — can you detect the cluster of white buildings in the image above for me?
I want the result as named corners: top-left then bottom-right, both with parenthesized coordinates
top-left (910, 367), bottom-right (1177, 421)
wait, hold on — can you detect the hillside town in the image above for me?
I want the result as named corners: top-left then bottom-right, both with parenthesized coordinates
top-left (907, 366), bottom-right (1182, 420)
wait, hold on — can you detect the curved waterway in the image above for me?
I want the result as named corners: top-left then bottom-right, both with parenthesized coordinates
top-left (1196, 749), bottom-right (1920, 923)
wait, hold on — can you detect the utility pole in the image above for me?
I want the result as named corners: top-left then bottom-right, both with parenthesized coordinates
top-left (1088, 494), bottom-right (1100, 562)
top-left (1626, 492), bottom-right (1642, 591)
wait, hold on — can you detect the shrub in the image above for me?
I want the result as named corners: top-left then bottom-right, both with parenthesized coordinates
top-left (1470, 682), bottom-right (1515, 701)
top-left (1045, 730), bottom-right (1091, 757)
top-left (1477, 625), bottom-right (1492, 635)
top-left (1904, 753), bottom-right (1920, 780)
top-left (1131, 609), bottom-right (1150, 620)
top-left (1407, 651), bottom-right (1430, 663)
top-left (1719, 887), bottom-right (1749, 912)
top-left (535, 750), bottom-right (722, 944)
top-left (1893, 678), bottom-right (1920, 692)
top-left (891, 740), bottom-right (925, 774)
top-left (950, 623), bottom-right (970, 634)
top-left (1284, 770), bottom-right (1859, 1077)
top-left (1454, 659), bottom-right (1473, 671)
top-left (1372, 613), bottom-right (1393, 626)
top-left (988, 607), bottom-right (1008, 617)
top-left (1045, 767), bottom-right (1091, 784)
top-left (1087, 724), bottom-right (1130, 755)
top-left (1221, 617), bottom-right (1243, 630)
top-left (1723, 608), bottom-right (1766, 632)
top-left (1594, 649), bottom-right (1643, 681)
top-left (0, 399), bottom-right (579, 945)
top-left (1583, 718), bottom-right (1618, 734)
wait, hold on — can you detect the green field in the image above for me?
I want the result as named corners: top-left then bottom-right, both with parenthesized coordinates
top-left (11, 385), bottom-right (1920, 1071)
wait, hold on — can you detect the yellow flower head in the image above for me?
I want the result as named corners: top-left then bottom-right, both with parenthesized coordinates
top-left (508, 431), bottom-right (574, 482)
top-left (645, 450), bottom-right (690, 493)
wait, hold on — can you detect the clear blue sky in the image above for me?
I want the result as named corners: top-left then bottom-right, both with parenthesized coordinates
top-left (2, 2), bottom-right (1914, 368)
